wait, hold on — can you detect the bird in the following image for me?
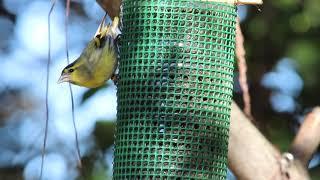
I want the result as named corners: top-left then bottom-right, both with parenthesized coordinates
top-left (58, 15), bottom-right (119, 88)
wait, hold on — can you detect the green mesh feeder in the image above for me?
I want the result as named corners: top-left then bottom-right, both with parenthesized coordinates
top-left (115, 0), bottom-right (237, 179)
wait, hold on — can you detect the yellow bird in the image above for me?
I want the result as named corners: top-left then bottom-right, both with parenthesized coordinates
top-left (58, 16), bottom-right (119, 88)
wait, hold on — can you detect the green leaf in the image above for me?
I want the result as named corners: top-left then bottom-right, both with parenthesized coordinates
top-left (80, 84), bottom-right (109, 104)
top-left (93, 120), bottom-right (115, 151)
top-left (266, 117), bottom-right (295, 152)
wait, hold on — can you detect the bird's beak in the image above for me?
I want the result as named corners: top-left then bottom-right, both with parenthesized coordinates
top-left (57, 74), bottom-right (70, 84)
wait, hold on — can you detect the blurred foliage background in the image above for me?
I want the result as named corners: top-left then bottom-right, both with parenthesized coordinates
top-left (235, 0), bottom-right (320, 179)
top-left (0, 0), bottom-right (319, 179)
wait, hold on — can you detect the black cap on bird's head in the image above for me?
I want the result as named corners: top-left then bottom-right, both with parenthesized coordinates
top-left (57, 61), bottom-right (76, 84)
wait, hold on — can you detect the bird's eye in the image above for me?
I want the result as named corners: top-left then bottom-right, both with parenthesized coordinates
top-left (68, 69), bottom-right (74, 73)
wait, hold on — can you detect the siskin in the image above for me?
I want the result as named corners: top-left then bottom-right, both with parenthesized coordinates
top-left (58, 16), bottom-right (119, 88)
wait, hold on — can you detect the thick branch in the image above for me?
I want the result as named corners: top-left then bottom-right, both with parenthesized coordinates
top-left (229, 102), bottom-right (310, 180)
top-left (96, 0), bottom-right (121, 19)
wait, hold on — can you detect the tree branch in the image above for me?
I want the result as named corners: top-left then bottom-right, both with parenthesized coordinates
top-left (229, 102), bottom-right (310, 180)
top-left (96, 0), bottom-right (121, 19)
top-left (289, 107), bottom-right (320, 166)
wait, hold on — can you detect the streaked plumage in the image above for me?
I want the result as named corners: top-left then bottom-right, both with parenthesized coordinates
top-left (58, 16), bottom-right (119, 88)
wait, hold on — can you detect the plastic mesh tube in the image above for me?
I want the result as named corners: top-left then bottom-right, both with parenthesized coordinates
top-left (114, 0), bottom-right (237, 179)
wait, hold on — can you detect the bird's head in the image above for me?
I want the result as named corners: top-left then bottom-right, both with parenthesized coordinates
top-left (58, 57), bottom-right (102, 88)
top-left (58, 60), bottom-right (84, 86)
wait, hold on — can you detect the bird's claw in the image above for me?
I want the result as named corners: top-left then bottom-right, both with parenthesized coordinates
top-left (111, 74), bottom-right (119, 85)
top-left (94, 14), bottom-right (119, 40)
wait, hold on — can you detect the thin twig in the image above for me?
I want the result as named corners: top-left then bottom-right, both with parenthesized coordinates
top-left (65, 0), bottom-right (82, 168)
top-left (235, 17), bottom-right (253, 120)
top-left (40, 0), bottom-right (56, 179)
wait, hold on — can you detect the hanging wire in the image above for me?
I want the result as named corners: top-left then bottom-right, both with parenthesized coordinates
top-left (65, 0), bottom-right (82, 168)
top-left (39, 0), bottom-right (56, 179)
